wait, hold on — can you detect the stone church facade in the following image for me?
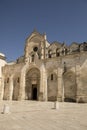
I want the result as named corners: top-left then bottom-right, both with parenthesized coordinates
top-left (0, 30), bottom-right (87, 103)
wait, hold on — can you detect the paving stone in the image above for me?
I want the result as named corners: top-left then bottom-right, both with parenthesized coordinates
top-left (0, 101), bottom-right (87, 130)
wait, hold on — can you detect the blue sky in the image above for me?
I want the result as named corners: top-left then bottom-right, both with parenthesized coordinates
top-left (0, 0), bottom-right (87, 61)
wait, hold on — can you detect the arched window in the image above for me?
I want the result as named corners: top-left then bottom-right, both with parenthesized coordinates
top-left (17, 77), bottom-right (20, 83)
top-left (65, 48), bottom-right (68, 55)
top-left (56, 49), bottom-right (60, 57)
top-left (7, 78), bottom-right (9, 83)
top-left (48, 50), bottom-right (52, 58)
top-left (51, 74), bottom-right (53, 80)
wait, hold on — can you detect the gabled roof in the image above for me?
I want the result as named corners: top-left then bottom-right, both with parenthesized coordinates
top-left (25, 29), bottom-right (44, 43)
top-left (48, 41), bottom-right (62, 50)
top-left (69, 42), bottom-right (79, 48)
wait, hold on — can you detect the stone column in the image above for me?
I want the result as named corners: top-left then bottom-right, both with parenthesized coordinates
top-left (75, 64), bottom-right (81, 102)
top-left (57, 67), bottom-right (63, 102)
top-left (43, 71), bottom-right (48, 101)
top-left (39, 70), bottom-right (44, 101)
top-left (39, 64), bottom-right (47, 101)
top-left (8, 76), bottom-right (13, 100)
top-left (18, 72), bottom-right (25, 100)
top-left (41, 41), bottom-right (45, 59)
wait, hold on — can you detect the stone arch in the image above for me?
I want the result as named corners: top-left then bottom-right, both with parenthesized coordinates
top-left (12, 74), bottom-right (20, 100)
top-left (25, 68), bottom-right (40, 100)
top-left (47, 72), bottom-right (57, 101)
top-left (3, 74), bottom-right (14, 100)
top-left (3, 76), bottom-right (10, 100)
top-left (63, 71), bottom-right (77, 102)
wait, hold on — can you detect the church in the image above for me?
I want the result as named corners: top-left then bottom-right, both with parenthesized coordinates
top-left (0, 30), bottom-right (87, 103)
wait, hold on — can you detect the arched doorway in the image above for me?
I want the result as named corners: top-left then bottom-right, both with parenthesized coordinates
top-left (25, 68), bottom-right (40, 100)
top-left (32, 85), bottom-right (37, 100)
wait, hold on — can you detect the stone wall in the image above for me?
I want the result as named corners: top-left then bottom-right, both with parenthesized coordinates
top-left (77, 58), bottom-right (87, 103)
top-left (1, 31), bottom-right (87, 103)
top-left (1, 62), bottom-right (25, 100)
top-left (47, 73), bottom-right (57, 101)
top-left (0, 55), bottom-right (6, 100)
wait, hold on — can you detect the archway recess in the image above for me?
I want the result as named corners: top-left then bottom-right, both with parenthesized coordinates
top-left (63, 71), bottom-right (77, 102)
top-left (25, 68), bottom-right (40, 100)
top-left (47, 73), bottom-right (57, 101)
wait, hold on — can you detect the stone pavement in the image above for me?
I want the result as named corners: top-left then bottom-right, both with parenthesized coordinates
top-left (0, 101), bottom-right (87, 130)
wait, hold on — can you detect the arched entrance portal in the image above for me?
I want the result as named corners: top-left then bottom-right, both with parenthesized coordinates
top-left (25, 68), bottom-right (40, 100)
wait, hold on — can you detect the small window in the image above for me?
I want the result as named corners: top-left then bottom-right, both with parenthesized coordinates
top-left (56, 52), bottom-right (60, 57)
top-left (65, 48), bottom-right (68, 54)
top-left (49, 54), bottom-right (51, 58)
top-left (7, 78), bottom-right (9, 83)
top-left (56, 49), bottom-right (60, 57)
top-left (51, 74), bottom-right (53, 80)
top-left (17, 77), bottom-right (20, 83)
top-left (33, 47), bottom-right (38, 52)
top-left (48, 50), bottom-right (52, 58)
